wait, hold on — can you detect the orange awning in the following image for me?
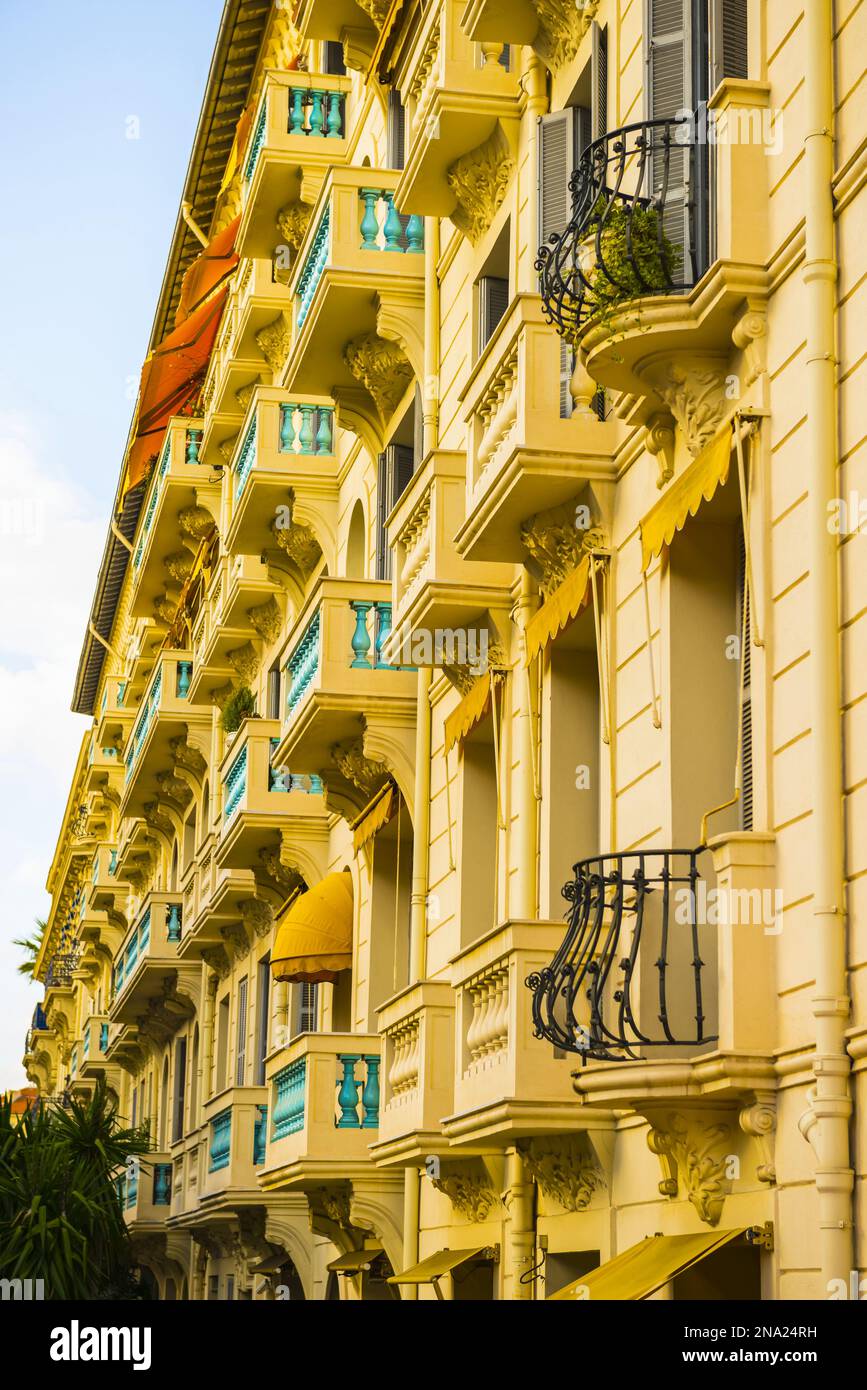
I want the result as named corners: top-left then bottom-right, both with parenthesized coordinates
top-left (122, 287), bottom-right (229, 497)
top-left (271, 872), bottom-right (354, 984)
top-left (175, 214), bottom-right (241, 326)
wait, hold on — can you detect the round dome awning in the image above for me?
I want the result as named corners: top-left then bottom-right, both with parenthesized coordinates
top-left (270, 871), bottom-right (353, 984)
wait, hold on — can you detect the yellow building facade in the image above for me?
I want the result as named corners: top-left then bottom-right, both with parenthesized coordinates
top-left (21, 0), bottom-right (867, 1301)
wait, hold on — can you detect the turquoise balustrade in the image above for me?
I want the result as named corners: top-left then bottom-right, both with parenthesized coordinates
top-left (253, 1105), bottom-right (268, 1166)
top-left (83, 1028), bottom-right (90, 1058)
top-left (348, 602), bottom-right (397, 670)
top-left (209, 1109), bottom-right (232, 1172)
top-left (269, 740), bottom-right (324, 794)
top-left (358, 190), bottom-right (424, 253)
top-left (138, 909), bottom-right (151, 951)
top-left (70, 1046), bottom-right (79, 1078)
top-left (285, 611), bottom-right (321, 714)
top-left (278, 403), bottom-right (334, 456)
top-left (245, 98), bottom-right (268, 183)
top-left (185, 429), bottom-right (202, 465)
top-left (100, 1022), bottom-right (109, 1053)
top-left (288, 87), bottom-right (345, 139)
top-left (296, 206), bottom-right (330, 328)
top-left (335, 1055), bottom-right (380, 1130)
top-left (133, 434), bottom-right (172, 571)
top-left (234, 414), bottom-right (259, 499)
top-left (176, 661), bottom-right (192, 698)
top-left (109, 849), bottom-right (117, 876)
top-left (92, 853), bottom-right (99, 884)
top-left (272, 1058), bottom-right (307, 1139)
top-left (125, 665), bottom-right (164, 780)
top-left (126, 1164), bottom-right (138, 1209)
top-left (224, 743), bottom-right (249, 820)
top-left (166, 903), bottom-right (182, 943)
top-left (153, 1164), bottom-right (172, 1206)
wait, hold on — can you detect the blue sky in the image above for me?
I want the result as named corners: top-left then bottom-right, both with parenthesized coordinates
top-left (0, 0), bottom-right (224, 1087)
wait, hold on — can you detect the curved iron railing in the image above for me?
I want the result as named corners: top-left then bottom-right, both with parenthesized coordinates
top-left (527, 848), bottom-right (715, 1063)
top-left (536, 116), bottom-right (705, 341)
top-left (45, 950), bottom-right (80, 988)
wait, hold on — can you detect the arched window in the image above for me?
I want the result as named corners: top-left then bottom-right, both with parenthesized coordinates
top-left (346, 500), bottom-right (366, 579)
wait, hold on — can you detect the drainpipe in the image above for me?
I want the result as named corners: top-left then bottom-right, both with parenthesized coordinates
top-left (409, 669), bottom-right (432, 983)
top-left (800, 0), bottom-right (853, 1291)
top-left (422, 217), bottom-right (440, 454)
top-left (505, 1148), bottom-right (535, 1300)
top-left (519, 51), bottom-right (548, 293)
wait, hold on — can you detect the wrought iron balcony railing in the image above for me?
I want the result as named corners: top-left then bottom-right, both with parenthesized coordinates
top-left (45, 951), bottom-right (80, 988)
top-left (527, 848), bottom-right (715, 1063)
top-left (537, 117), bottom-right (705, 342)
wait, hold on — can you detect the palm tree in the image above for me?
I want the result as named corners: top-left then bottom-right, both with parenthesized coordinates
top-left (13, 918), bottom-right (46, 979)
top-left (0, 1078), bottom-right (153, 1299)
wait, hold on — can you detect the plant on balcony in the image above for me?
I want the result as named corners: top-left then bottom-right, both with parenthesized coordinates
top-left (220, 684), bottom-right (256, 734)
top-left (583, 198), bottom-right (682, 331)
top-left (0, 1078), bottom-right (153, 1299)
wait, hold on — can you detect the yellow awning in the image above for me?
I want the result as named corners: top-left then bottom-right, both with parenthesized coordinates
top-left (640, 424), bottom-right (734, 572)
top-left (327, 1246), bottom-right (383, 1273)
top-left (524, 555), bottom-right (593, 665)
top-left (388, 1247), bottom-right (491, 1284)
top-left (548, 1229), bottom-right (747, 1300)
top-left (271, 871), bottom-right (353, 984)
top-left (443, 674), bottom-right (491, 758)
top-left (351, 782), bottom-right (396, 854)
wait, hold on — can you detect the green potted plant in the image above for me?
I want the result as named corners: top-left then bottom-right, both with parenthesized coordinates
top-left (220, 685), bottom-right (256, 734)
top-left (580, 198), bottom-right (682, 334)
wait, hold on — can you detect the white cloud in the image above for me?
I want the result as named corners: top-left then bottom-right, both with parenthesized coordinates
top-left (0, 414), bottom-right (105, 1088)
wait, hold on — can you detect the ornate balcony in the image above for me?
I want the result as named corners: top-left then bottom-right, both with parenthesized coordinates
top-left (83, 734), bottom-right (124, 794)
top-left (370, 982), bottom-right (455, 1165)
top-left (224, 385), bottom-right (339, 565)
top-left (117, 1154), bottom-right (173, 1228)
top-left (270, 578), bottom-right (417, 790)
top-left (258, 1034), bottom-right (381, 1189)
top-left (109, 893), bottom-right (199, 1031)
top-left (80, 1013), bottom-right (112, 1075)
top-left (461, 0), bottom-right (595, 55)
top-left (237, 71), bottom-right (352, 261)
top-left (216, 717), bottom-right (327, 875)
top-left (282, 166), bottom-right (424, 417)
top-left (94, 676), bottom-right (133, 753)
top-left (538, 103), bottom-right (771, 417)
top-left (294, 0), bottom-right (381, 53)
top-left (456, 293), bottom-right (619, 562)
top-left (188, 551), bottom-right (287, 704)
top-left (384, 449), bottom-right (514, 667)
top-left (394, 0), bottom-right (520, 227)
top-left (200, 1087), bottom-right (269, 1203)
top-left (440, 920), bottom-right (581, 1146)
top-left (119, 651), bottom-right (210, 820)
top-left (128, 416), bottom-right (219, 623)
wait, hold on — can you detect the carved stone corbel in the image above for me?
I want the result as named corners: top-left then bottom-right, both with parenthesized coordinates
top-left (256, 312), bottom-right (292, 375)
top-left (739, 1093), bottom-right (777, 1184)
top-left (430, 1160), bottom-right (504, 1223)
top-left (638, 355), bottom-right (729, 460)
top-left (343, 333), bottom-right (413, 424)
top-left (732, 304), bottom-right (768, 390)
top-left (519, 1135), bottom-right (605, 1212)
top-left (446, 123), bottom-right (514, 246)
top-left (646, 1112), bottom-right (733, 1226)
top-left (645, 410), bottom-right (677, 488)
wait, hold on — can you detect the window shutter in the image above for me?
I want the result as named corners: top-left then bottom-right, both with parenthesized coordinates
top-left (235, 977), bottom-right (248, 1087)
top-left (387, 90), bottom-right (406, 170)
top-left (537, 108), bottom-right (577, 248)
top-left (323, 40), bottom-right (346, 75)
top-left (295, 982), bottom-right (319, 1035)
top-left (710, 0), bottom-right (748, 86)
top-left (388, 443), bottom-right (415, 507)
top-left (376, 446), bottom-right (415, 580)
top-left (591, 24), bottom-right (608, 141)
top-left (478, 275), bottom-right (510, 351)
top-left (647, 0), bottom-right (691, 275)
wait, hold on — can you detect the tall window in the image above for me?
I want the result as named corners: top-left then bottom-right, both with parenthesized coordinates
top-left (235, 977), bottom-right (248, 1087)
top-left (172, 1037), bottom-right (187, 1143)
top-left (216, 997), bottom-right (230, 1093)
top-left (292, 983), bottom-right (319, 1037)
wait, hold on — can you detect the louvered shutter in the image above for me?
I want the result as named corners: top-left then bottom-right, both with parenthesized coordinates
top-left (323, 40), bottom-right (346, 75)
top-left (591, 24), bottom-right (608, 141)
top-left (478, 275), bottom-right (510, 351)
top-left (388, 443), bottom-right (415, 506)
top-left (647, 0), bottom-right (691, 278)
top-left (710, 0), bottom-right (748, 87)
top-left (387, 90), bottom-right (406, 170)
top-left (538, 109), bottom-right (576, 248)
